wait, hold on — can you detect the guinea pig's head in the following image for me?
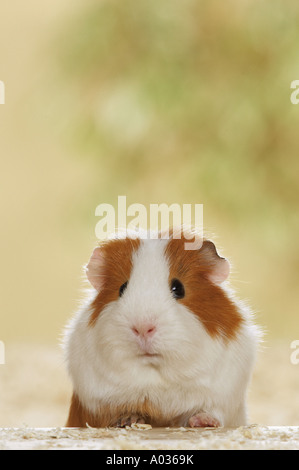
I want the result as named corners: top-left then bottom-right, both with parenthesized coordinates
top-left (85, 229), bottom-right (242, 374)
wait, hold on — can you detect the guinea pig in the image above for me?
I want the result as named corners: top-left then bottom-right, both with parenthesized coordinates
top-left (64, 227), bottom-right (260, 428)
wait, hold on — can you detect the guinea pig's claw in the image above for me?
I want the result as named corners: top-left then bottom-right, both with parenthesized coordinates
top-left (116, 415), bottom-right (146, 428)
top-left (188, 412), bottom-right (220, 428)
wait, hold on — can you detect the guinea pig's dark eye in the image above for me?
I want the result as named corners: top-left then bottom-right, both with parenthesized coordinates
top-left (170, 279), bottom-right (185, 299)
top-left (119, 281), bottom-right (128, 297)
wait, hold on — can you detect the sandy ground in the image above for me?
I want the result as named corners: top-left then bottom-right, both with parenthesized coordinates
top-left (0, 341), bottom-right (299, 449)
top-left (1, 425), bottom-right (299, 450)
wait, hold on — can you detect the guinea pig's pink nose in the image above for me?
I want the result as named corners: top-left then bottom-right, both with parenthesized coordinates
top-left (131, 324), bottom-right (156, 339)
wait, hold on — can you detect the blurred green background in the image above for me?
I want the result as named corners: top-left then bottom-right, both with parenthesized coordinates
top-left (1, 0), bottom-right (299, 345)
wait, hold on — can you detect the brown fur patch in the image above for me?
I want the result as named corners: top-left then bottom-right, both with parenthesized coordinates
top-left (66, 393), bottom-right (186, 428)
top-left (88, 237), bottom-right (140, 327)
top-left (165, 233), bottom-right (243, 340)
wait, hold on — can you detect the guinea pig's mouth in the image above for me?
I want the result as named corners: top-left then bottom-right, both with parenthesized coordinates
top-left (138, 352), bottom-right (161, 359)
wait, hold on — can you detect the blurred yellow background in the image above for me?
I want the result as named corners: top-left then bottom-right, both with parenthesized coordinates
top-left (0, 0), bottom-right (299, 427)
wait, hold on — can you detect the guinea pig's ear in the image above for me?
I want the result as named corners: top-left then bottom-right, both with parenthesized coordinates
top-left (199, 240), bottom-right (230, 285)
top-left (85, 247), bottom-right (105, 291)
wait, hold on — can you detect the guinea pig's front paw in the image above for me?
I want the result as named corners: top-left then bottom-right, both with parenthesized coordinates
top-left (115, 415), bottom-right (146, 428)
top-left (188, 412), bottom-right (220, 428)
